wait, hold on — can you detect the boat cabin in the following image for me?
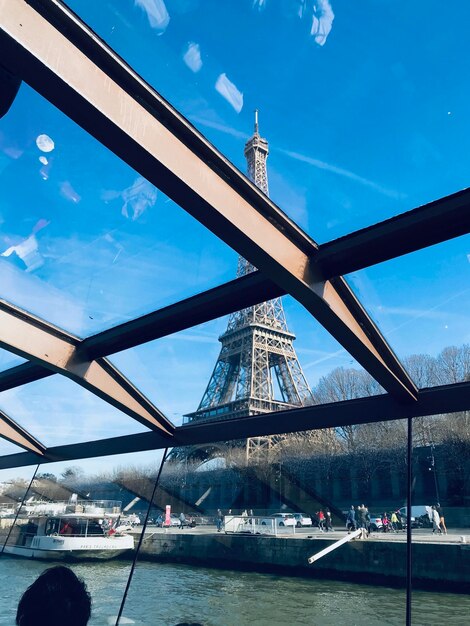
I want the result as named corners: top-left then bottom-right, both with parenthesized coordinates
top-left (15, 515), bottom-right (106, 547)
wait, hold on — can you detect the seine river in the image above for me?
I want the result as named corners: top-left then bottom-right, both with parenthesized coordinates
top-left (1, 558), bottom-right (469, 626)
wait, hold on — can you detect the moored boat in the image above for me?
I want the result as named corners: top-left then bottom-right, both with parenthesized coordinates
top-left (2, 500), bottom-right (134, 561)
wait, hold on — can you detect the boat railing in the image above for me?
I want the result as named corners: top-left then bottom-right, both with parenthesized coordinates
top-left (22, 500), bottom-right (123, 516)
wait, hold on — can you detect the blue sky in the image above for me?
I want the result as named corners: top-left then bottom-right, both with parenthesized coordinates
top-left (0, 0), bottom-right (469, 459)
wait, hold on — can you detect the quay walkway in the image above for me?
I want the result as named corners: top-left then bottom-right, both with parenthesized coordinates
top-left (132, 525), bottom-right (470, 592)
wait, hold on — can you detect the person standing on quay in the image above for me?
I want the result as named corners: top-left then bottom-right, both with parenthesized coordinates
top-left (358, 504), bottom-right (367, 530)
top-left (179, 512), bottom-right (186, 529)
top-left (436, 503), bottom-right (447, 534)
top-left (216, 509), bottom-right (224, 532)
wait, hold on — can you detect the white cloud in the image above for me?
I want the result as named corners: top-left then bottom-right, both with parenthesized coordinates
top-left (189, 115), bottom-right (249, 140)
top-left (0, 377), bottom-right (149, 448)
top-left (183, 42), bottom-right (202, 72)
top-left (36, 134), bottom-right (54, 153)
top-left (215, 73), bottom-right (244, 113)
top-left (0, 261), bottom-right (86, 332)
top-left (310, 0), bottom-right (335, 46)
top-left (39, 156), bottom-right (48, 165)
top-left (252, 0), bottom-right (268, 10)
top-left (375, 305), bottom-right (450, 321)
top-left (279, 148), bottom-right (406, 199)
top-left (135, 0), bottom-right (170, 33)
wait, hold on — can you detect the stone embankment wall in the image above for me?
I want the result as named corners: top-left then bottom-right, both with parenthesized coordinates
top-left (137, 533), bottom-right (470, 593)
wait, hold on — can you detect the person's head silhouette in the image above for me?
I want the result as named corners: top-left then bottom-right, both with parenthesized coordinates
top-left (16, 565), bottom-right (91, 626)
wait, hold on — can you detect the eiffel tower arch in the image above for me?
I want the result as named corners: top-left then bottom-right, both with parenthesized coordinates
top-left (184, 112), bottom-right (315, 463)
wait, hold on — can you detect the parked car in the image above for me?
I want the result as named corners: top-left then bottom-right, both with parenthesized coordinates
top-left (293, 513), bottom-right (311, 527)
top-left (368, 514), bottom-right (383, 532)
top-left (260, 513), bottom-right (296, 527)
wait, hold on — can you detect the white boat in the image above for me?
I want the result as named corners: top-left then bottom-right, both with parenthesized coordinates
top-left (2, 501), bottom-right (134, 561)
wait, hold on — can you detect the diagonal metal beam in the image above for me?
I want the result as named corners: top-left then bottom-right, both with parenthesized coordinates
top-left (0, 381), bottom-right (467, 470)
top-left (82, 271), bottom-right (285, 360)
top-left (316, 187), bottom-right (470, 279)
top-left (0, 361), bottom-right (53, 392)
top-left (0, 300), bottom-right (174, 436)
top-left (0, 0), bottom-right (417, 402)
top-left (0, 272), bottom-right (284, 391)
top-left (0, 409), bottom-right (46, 455)
top-left (0, 63), bottom-right (21, 118)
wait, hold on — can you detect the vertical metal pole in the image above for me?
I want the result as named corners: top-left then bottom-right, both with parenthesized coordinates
top-left (430, 443), bottom-right (440, 505)
top-left (406, 417), bottom-right (413, 626)
top-left (115, 449), bottom-right (168, 626)
top-left (0, 463), bottom-right (40, 555)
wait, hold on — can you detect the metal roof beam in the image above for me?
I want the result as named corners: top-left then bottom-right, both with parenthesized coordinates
top-left (0, 381), bottom-right (467, 471)
top-left (0, 0), bottom-right (417, 402)
top-left (0, 361), bottom-right (53, 392)
top-left (0, 63), bottom-right (21, 118)
top-left (82, 272), bottom-right (284, 360)
top-left (0, 272), bottom-right (283, 390)
top-left (0, 300), bottom-right (174, 436)
top-left (0, 409), bottom-right (46, 455)
top-left (316, 187), bottom-right (470, 279)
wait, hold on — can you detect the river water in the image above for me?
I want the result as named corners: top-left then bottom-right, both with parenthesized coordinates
top-left (1, 558), bottom-right (469, 626)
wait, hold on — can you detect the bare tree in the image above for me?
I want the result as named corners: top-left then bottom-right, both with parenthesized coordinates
top-left (313, 367), bottom-right (383, 452)
top-left (403, 353), bottom-right (438, 388)
top-left (435, 344), bottom-right (470, 384)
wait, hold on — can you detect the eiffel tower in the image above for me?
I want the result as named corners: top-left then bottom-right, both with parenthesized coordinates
top-left (185, 112), bottom-right (314, 462)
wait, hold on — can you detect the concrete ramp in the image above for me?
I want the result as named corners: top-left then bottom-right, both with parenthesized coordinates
top-left (308, 529), bottom-right (364, 564)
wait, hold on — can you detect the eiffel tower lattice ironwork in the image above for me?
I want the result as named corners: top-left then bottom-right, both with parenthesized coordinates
top-left (185, 112), bottom-right (314, 461)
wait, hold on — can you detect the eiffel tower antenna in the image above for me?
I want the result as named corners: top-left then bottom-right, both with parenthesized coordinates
top-left (185, 113), bottom-right (314, 462)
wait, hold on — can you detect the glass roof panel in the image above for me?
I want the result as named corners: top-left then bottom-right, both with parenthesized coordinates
top-left (0, 83), bottom-right (237, 337)
top-left (109, 295), bottom-right (373, 427)
top-left (65, 0), bottom-right (470, 241)
top-left (0, 349), bottom-right (26, 373)
top-left (346, 236), bottom-right (470, 388)
top-left (0, 376), bottom-right (153, 447)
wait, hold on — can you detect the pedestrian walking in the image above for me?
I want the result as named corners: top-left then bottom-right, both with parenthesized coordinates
top-left (431, 506), bottom-right (441, 534)
top-left (390, 511), bottom-right (399, 532)
top-left (317, 509), bottom-right (325, 532)
top-left (381, 513), bottom-right (390, 533)
top-left (325, 507), bottom-right (333, 532)
top-left (346, 506), bottom-right (356, 532)
top-left (364, 507), bottom-right (371, 534)
top-left (179, 512), bottom-right (186, 529)
top-left (436, 503), bottom-right (447, 535)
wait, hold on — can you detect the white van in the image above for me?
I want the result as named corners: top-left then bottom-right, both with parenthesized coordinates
top-left (397, 506), bottom-right (432, 527)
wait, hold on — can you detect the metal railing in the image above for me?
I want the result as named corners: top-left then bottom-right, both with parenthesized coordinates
top-left (223, 515), bottom-right (298, 536)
